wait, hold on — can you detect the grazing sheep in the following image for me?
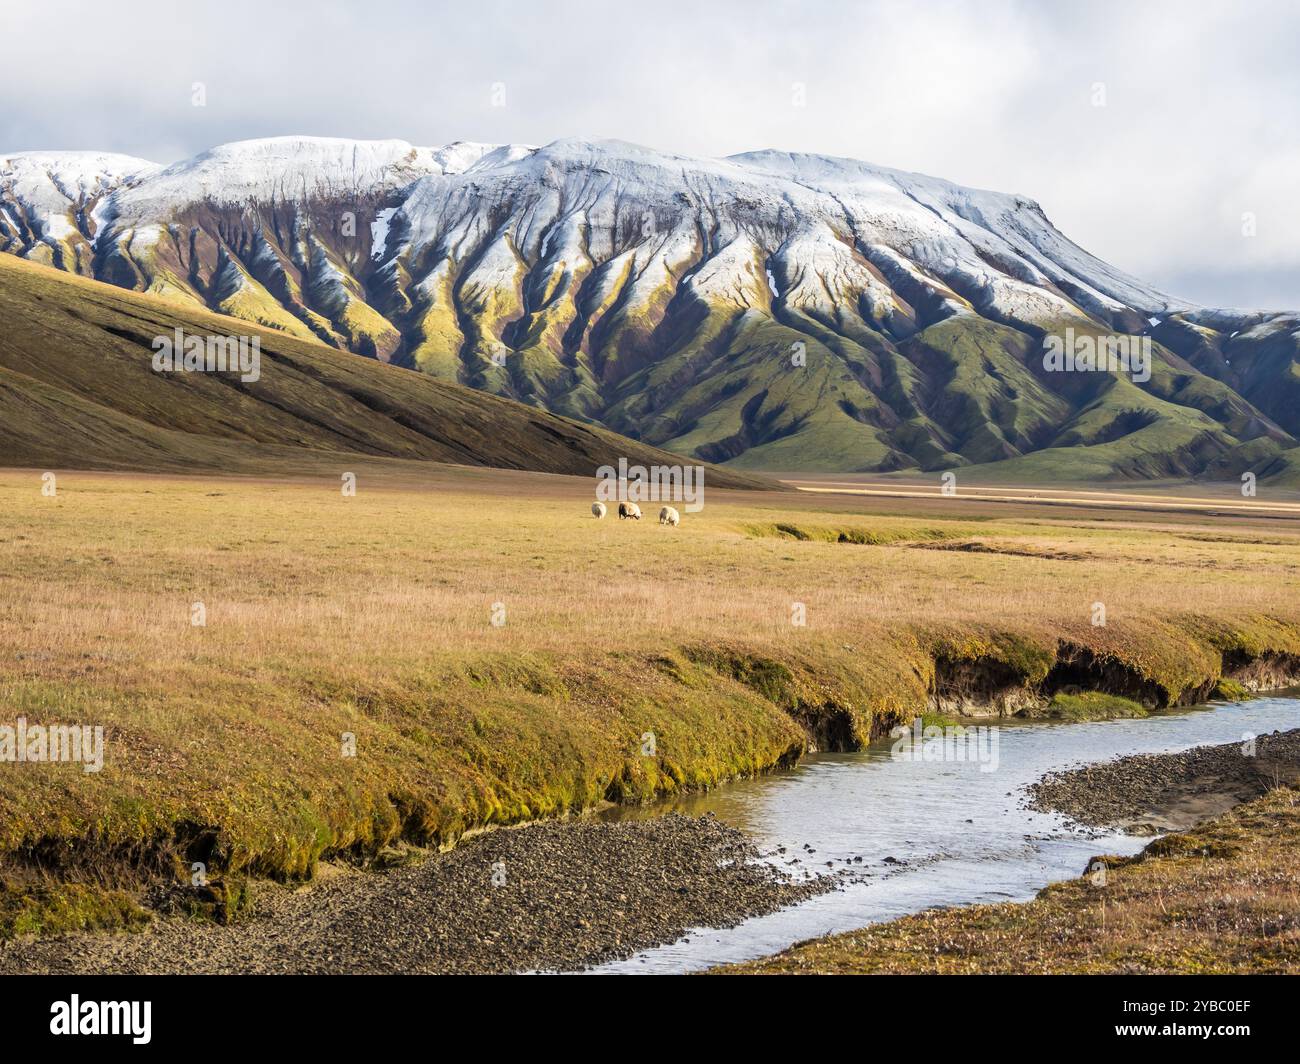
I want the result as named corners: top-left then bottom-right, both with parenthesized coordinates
top-left (618, 501), bottom-right (642, 520)
top-left (659, 506), bottom-right (680, 527)
top-left (591, 502), bottom-right (607, 519)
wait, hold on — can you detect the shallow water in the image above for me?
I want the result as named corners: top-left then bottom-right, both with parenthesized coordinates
top-left (589, 694), bottom-right (1300, 973)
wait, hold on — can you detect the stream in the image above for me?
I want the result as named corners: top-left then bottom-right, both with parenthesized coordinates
top-left (589, 693), bottom-right (1300, 973)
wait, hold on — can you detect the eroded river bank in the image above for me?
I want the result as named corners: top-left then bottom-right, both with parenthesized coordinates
top-left (3, 695), bottom-right (1296, 974)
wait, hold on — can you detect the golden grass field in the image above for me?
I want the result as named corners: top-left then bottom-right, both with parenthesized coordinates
top-left (4, 462), bottom-right (1300, 933)
top-left (6, 465), bottom-right (1299, 658)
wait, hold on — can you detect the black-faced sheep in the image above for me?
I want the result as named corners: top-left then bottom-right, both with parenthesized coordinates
top-left (618, 501), bottom-right (642, 520)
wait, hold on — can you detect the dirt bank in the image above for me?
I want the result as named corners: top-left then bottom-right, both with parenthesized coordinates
top-left (0, 814), bottom-right (841, 974)
top-left (1028, 728), bottom-right (1300, 834)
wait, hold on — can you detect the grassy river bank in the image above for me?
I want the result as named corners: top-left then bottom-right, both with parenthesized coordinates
top-left (3, 467), bottom-right (1300, 942)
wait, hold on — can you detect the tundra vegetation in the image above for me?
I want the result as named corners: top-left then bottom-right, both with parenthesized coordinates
top-left (2, 465), bottom-right (1300, 936)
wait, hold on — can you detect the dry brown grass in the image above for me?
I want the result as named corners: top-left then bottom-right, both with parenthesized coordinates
top-left (3, 463), bottom-right (1300, 931)
top-left (4, 465), bottom-right (1299, 678)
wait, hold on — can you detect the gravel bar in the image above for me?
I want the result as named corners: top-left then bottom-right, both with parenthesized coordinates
top-left (0, 814), bottom-right (840, 974)
top-left (1027, 728), bottom-right (1300, 834)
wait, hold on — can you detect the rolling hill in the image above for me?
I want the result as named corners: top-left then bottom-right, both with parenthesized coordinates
top-left (0, 253), bottom-right (771, 488)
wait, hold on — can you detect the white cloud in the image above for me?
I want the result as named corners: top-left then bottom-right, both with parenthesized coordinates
top-left (3, 0), bottom-right (1297, 307)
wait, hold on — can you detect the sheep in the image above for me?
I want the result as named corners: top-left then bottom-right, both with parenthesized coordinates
top-left (591, 502), bottom-right (607, 519)
top-left (659, 506), bottom-right (680, 527)
top-left (618, 501), bottom-right (642, 520)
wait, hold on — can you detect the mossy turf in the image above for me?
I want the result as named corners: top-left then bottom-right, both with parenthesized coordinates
top-left (1024, 692), bottom-right (1149, 721)
top-left (1212, 678), bottom-right (1254, 702)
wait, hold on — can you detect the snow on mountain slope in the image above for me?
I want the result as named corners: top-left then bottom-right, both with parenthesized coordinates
top-left (108, 136), bottom-right (480, 218)
top-left (729, 149), bottom-right (1184, 319)
top-left (385, 138), bottom-right (1182, 332)
top-left (0, 151), bottom-right (160, 272)
top-left (1, 135), bottom-right (1296, 478)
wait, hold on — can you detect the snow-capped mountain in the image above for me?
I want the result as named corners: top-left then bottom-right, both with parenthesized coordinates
top-left (2, 135), bottom-right (1297, 477)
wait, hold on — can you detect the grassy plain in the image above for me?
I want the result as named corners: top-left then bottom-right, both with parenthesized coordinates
top-left (3, 465), bottom-right (1300, 933)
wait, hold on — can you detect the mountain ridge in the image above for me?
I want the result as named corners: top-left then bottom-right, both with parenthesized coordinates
top-left (3, 135), bottom-right (1298, 479)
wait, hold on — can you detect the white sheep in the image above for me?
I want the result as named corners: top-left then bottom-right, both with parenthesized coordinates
top-left (618, 501), bottom-right (642, 520)
top-left (659, 506), bottom-right (680, 527)
top-left (591, 502), bottom-right (607, 519)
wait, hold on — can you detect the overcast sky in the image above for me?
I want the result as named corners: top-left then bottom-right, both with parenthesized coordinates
top-left (4, 0), bottom-right (1296, 308)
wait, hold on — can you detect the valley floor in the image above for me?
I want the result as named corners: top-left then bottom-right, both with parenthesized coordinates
top-left (3, 464), bottom-right (1300, 947)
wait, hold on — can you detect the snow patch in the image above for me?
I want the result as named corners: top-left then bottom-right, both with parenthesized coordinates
top-left (370, 207), bottom-right (395, 260)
